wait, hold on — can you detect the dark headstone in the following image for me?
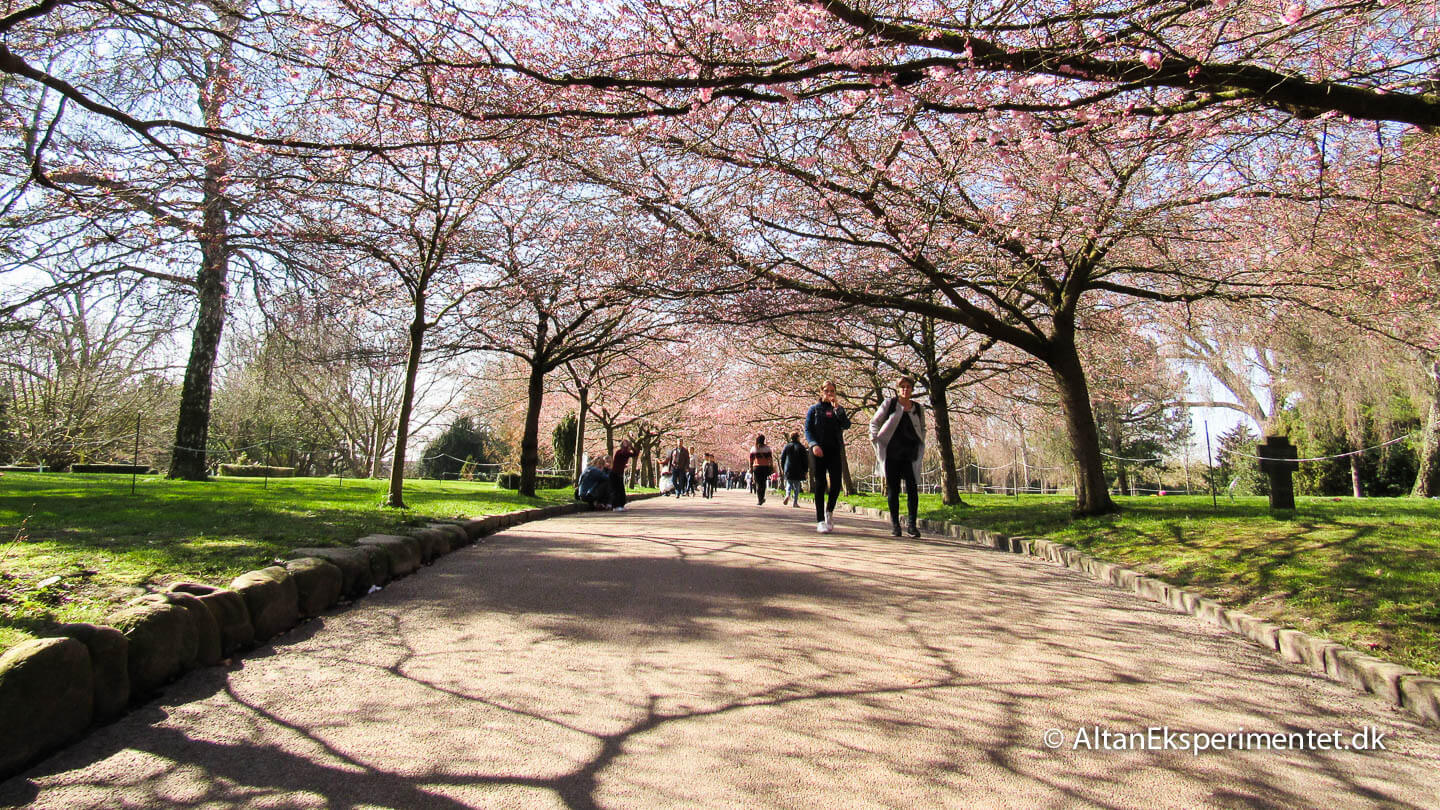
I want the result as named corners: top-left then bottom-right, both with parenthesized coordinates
top-left (1256, 434), bottom-right (1300, 510)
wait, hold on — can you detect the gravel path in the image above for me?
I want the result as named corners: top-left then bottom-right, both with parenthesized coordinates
top-left (3, 490), bottom-right (1437, 809)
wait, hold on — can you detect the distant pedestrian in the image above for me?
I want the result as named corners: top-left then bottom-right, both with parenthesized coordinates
top-left (779, 431), bottom-right (809, 508)
top-left (805, 380), bottom-right (851, 533)
top-left (610, 439), bottom-right (635, 512)
top-left (870, 375), bottom-right (925, 538)
top-left (667, 440), bottom-right (690, 498)
top-left (749, 434), bottom-right (775, 506)
top-left (702, 453), bottom-right (719, 498)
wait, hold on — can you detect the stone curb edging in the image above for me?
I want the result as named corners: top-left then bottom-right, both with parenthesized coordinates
top-left (839, 502), bottom-right (1440, 727)
top-left (0, 494), bottom-right (652, 780)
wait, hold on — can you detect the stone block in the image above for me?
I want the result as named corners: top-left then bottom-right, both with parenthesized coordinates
top-left (1324, 647), bottom-right (1413, 704)
top-left (459, 517), bottom-right (489, 542)
top-left (108, 600), bottom-right (191, 698)
top-left (357, 535), bottom-right (421, 577)
top-left (406, 528), bottom-right (449, 563)
top-left (1220, 608), bottom-right (1254, 636)
top-left (0, 638), bottom-right (92, 778)
top-left (1398, 676), bottom-right (1440, 724)
top-left (352, 544), bottom-right (393, 587)
top-left (1164, 587), bottom-right (1201, 614)
top-left (288, 548), bottom-right (373, 599)
top-left (1237, 616), bottom-right (1281, 651)
top-left (162, 591), bottom-right (222, 667)
top-left (1134, 576), bottom-right (1168, 603)
top-left (57, 623), bottom-right (129, 720)
top-left (230, 567), bottom-right (299, 644)
top-left (127, 593), bottom-right (199, 672)
top-left (169, 582), bottom-right (254, 655)
top-left (1277, 629), bottom-right (1330, 671)
top-left (285, 557), bottom-right (344, 617)
top-left (1195, 598), bottom-right (1229, 628)
top-left (428, 522), bottom-right (470, 549)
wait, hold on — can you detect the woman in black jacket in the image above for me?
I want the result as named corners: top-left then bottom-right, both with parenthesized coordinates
top-left (804, 381), bottom-right (851, 533)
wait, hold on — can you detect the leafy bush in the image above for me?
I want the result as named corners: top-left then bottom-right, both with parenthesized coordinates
top-left (421, 417), bottom-right (508, 479)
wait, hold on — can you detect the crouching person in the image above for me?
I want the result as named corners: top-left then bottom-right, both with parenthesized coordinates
top-left (577, 454), bottom-right (613, 510)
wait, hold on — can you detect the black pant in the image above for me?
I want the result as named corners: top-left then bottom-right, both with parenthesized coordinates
top-left (885, 456), bottom-right (918, 525)
top-left (812, 448), bottom-right (843, 521)
top-left (753, 467), bottom-right (772, 503)
top-left (609, 471), bottom-right (627, 509)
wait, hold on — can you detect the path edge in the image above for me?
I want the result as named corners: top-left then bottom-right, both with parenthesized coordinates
top-left (839, 502), bottom-right (1439, 728)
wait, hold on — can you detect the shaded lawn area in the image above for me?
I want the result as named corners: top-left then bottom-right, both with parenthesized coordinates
top-left (0, 472), bottom-right (576, 653)
top-left (843, 492), bottom-right (1440, 677)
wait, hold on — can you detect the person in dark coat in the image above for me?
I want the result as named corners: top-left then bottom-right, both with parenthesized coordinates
top-left (805, 380), bottom-right (851, 533)
top-left (779, 432), bottom-right (809, 508)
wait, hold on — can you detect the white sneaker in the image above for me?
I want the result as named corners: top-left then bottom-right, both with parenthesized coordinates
top-left (614, 506), bottom-right (626, 512)
top-left (817, 521), bottom-right (831, 534)
top-left (825, 511), bottom-right (834, 532)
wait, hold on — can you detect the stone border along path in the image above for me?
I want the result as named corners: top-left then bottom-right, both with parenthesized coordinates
top-left (1, 489), bottom-right (1437, 808)
top-left (832, 502), bottom-right (1440, 727)
top-left (0, 493), bottom-right (660, 782)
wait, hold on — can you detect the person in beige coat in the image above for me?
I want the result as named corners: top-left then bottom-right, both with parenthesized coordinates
top-left (870, 376), bottom-right (926, 537)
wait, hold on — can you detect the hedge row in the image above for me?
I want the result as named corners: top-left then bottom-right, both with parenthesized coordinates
top-left (0, 500), bottom-right (607, 780)
top-left (217, 464), bottom-right (296, 478)
top-left (496, 472), bottom-right (572, 490)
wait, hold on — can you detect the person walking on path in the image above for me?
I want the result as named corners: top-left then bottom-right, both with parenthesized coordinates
top-left (610, 439), bottom-right (635, 512)
top-left (871, 375), bottom-right (926, 538)
top-left (701, 453), bottom-right (719, 498)
top-left (666, 440), bottom-right (690, 498)
top-left (779, 432), bottom-right (809, 507)
top-left (805, 380), bottom-right (851, 533)
top-left (749, 435), bottom-right (776, 506)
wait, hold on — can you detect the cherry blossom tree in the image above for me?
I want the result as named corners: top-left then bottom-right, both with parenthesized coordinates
top-left (449, 181), bottom-right (671, 496)
top-left (554, 98), bottom-right (1313, 514)
top-left (286, 141), bottom-right (525, 506)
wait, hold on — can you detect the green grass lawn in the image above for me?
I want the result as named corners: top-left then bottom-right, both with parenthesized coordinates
top-left (0, 472), bottom-right (577, 653)
top-left (843, 491), bottom-right (1440, 677)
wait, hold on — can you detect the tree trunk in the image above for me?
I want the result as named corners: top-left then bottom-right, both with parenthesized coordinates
top-left (1413, 356), bottom-right (1440, 497)
top-left (369, 423), bottom-right (387, 479)
top-left (386, 309), bottom-right (426, 508)
top-left (573, 386), bottom-right (589, 484)
top-left (927, 380), bottom-right (966, 506)
top-left (1350, 452), bottom-right (1365, 498)
top-left (518, 360), bottom-right (546, 497)
top-left (1105, 403), bottom-right (1130, 495)
top-left (168, 168), bottom-right (229, 481)
top-left (1048, 340), bottom-right (1118, 516)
